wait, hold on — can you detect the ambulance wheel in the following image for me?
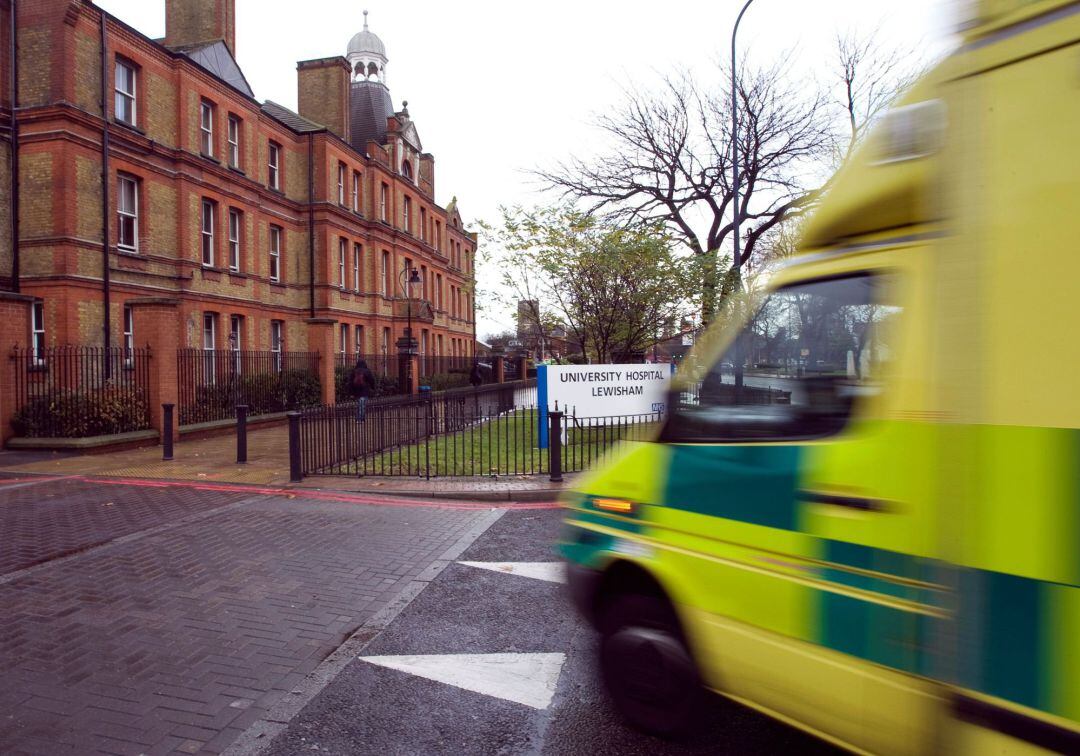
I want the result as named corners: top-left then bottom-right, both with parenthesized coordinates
top-left (599, 593), bottom-right (703, 737)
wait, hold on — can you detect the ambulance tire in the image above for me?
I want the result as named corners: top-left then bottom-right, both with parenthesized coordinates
top-left (599, 593), bottom-right (703, 738)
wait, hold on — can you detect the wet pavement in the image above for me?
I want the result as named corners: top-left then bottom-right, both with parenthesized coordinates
top-left (0, 475), bottom-right (502, 755)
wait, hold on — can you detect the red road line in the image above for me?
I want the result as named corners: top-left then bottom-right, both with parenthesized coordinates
top-left (70, 475), bottom-right (562, 510)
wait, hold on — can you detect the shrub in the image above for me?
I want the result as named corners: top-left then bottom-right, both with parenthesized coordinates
top-left (421, 372), bottom-right (470, 392)
top-left (283, 369), bottom-right (321, 409)
top-left (179, 369), bottom-right (323, 425)
top-left (335, 365), bottom-right (352, 402)
top-left (11, 386), bottom-right (150, 438)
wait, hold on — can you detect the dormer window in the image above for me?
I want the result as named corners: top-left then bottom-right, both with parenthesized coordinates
top-left (401, 160), bottom-right (412, 181)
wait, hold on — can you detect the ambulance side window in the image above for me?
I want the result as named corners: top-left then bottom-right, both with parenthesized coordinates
top-left (664, 274), bottom-right (899, 442)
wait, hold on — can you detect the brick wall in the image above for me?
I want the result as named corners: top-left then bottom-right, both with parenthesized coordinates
top-left (0, 142), bottom-right (11, 286)
top-left (297, 58), bottom-right (350, 140)
top-left (5, 0), bottom-right (477, 442)
top-left (165, 0), bottom-right (235, 55)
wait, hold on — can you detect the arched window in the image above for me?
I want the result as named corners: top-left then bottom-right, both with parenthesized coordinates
top-left (401, 160), bottom-right (413, 180)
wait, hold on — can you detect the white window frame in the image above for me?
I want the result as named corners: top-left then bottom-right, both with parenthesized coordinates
top-left (380, 183), bottom-right (387, 221)
top-left (355, 324), bottom-right (363, 354)
top-left (382, 327), bottom-right (390, 355)
top-left (31, 301), bottom-right (45, 365)
top-left (229, 314), bottom-right (242, 373)
top-left (337, 163), bottom-right (346, 205)
top-left (270, 320), bottom-right (284, 372)
top-left (117, 174), bottom-right (138, 253)
top-left (202, 313), bottom-right (217, 384)
top-left (228, 208), bottom-right (241, 272)
top-left (268, 142), bottom-right (280, 190)
top-left (269, 225), bottom-right (281, 283)
top-left (227, 114), bottom-right (240, 169)
top-left (352, 171), bottom-right (360, 212)
top-left (420, 207), bottom-right (427, 242)
top-left (201, 200), bottom-right (215, 267)
top-left (200, 100), bottom-right (214, 156)
top-left (381, 251), bottom-right (389, 296)
top-left (353, 243), bottom-right (361, 292)
top-left (123, 305), bottom-right (134, 367)
top-left (338, 238), bottom-right (347, 290)
top-left (403, 196), bottom-right (411, 233)
top-left (115, 58), bottom-right (136, 125)
top-left (340, 323), bottom-right (348, 357)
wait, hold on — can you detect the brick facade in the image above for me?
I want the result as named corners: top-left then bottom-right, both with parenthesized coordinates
top-left (0, 0), bottom-right (478, 438)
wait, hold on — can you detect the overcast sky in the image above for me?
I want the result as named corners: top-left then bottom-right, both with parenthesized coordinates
top-left (96, 0), bottom-right (956, 338)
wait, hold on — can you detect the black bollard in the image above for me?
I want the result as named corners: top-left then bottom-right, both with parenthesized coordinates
top-left (288, 411), bottom-right (302, 482)
top-left (549, 410), bottom-right (564, 483)
top-left (236, 404), bottom-right (248, 464)
top-left (162, 403), bottom-right (175, 461)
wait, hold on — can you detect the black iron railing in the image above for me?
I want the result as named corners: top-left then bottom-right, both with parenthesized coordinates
top-left (177, 349), bottom-right (321, 426)
top-left (296, 379), bottom-right (537, 477)
top-left (334, 352), bottom-right (407, 401)
top-left (418, 354), bottom-right (474, 391)
top-left (8, 345), bottom-right (152, 438)
top-left (292, 378), bottom-right (660, 480)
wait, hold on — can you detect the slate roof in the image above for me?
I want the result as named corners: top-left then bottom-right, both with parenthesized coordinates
top-left (261, 101), bottom-right (324, 133)
top-left (350, 80), bottom-right (395, 153)
top-left (174, 41), bottom-right (254, 98)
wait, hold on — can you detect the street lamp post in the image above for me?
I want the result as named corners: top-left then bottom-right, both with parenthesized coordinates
top-left (730, 0), bottom-right (756, 394)
top-left (399, 265), bottom-right (422, 345)
top-left (731, 0), bottom-right (757, 288)
top-left (396, 266), bottom-right (422, 393)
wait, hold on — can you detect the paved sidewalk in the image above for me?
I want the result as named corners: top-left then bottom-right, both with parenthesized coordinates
top-left (0, 426), bottom-right (576, 500)
top-left (0, 476), bottom-right (501, 756)
top-left (1, 427), bottom-right (294, 486)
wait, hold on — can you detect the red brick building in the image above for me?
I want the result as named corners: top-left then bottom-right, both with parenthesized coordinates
top-left (0, 0), bottom-right (478, 440)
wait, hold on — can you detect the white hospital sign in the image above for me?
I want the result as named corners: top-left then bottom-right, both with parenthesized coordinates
top-left (537, 364), bottom-right (672, 447)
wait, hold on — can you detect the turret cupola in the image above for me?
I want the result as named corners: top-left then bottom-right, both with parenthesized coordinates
top-left (347, 10), bottom-right (388, 85)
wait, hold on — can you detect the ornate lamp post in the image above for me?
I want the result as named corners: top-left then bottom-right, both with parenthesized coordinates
top-left (399, 265), bottom-right (422, 345)
top-left (395, 266), bottom-right (422, 393)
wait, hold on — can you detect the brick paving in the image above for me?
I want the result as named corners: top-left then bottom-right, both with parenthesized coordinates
top-left (0, 478), bottom-right (252, 575)
top-left (0, 480), bottom-right (491, 755)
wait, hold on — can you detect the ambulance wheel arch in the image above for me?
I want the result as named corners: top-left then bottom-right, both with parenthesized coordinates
top-left (595, 559), bottom-right (708, 736)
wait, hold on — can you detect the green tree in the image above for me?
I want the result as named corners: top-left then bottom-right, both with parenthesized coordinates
top-left (484, 206), bottom-right (698, 364)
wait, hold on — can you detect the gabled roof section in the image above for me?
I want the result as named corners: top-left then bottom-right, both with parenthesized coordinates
top-left (174, 40), bottom-right (254, 98)
top-left (401, 120), bottom-right (422, 151)
top-left (261, 101), bottom-right (323, 133)
top-left (446, 197), bottom-right (464, 228)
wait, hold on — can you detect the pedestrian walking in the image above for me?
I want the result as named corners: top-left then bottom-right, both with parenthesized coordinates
top-left (469, 361), bottom-right (484, 388)
top-left (351, 358), bottom-right (375, 421)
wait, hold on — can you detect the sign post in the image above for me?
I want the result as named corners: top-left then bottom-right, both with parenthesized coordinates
top-left (537, 363), bottom-right (672, 449)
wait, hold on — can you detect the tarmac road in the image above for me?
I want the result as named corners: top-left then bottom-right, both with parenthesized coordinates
top-left (259, 509), bottom-right (838, 755)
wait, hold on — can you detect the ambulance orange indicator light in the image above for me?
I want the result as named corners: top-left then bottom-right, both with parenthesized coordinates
top-left (594, 498), bottom-right (635, 514)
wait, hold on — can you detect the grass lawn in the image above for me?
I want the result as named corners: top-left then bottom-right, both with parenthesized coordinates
top-left (346, 408), bottom-right (660, 477)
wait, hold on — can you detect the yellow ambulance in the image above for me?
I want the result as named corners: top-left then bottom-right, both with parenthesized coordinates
top-left (559, 2), bottom-right (1080, 752)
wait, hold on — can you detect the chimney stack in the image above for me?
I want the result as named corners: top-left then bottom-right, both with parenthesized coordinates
top-left (297, 57), bottom-right (352, 140)
top-left (165, 0), bottom-right (236, 56)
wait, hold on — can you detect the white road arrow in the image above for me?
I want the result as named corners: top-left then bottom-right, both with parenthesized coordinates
top-left (360, 653), bottom-right (566, 709)
top-left (457, 561), bottom-right (566, 584)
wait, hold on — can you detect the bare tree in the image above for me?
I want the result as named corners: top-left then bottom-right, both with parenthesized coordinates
top-left (536, 59), bottom-right (833, 329)
top-left (833, 28), bottom-right (925, 162)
